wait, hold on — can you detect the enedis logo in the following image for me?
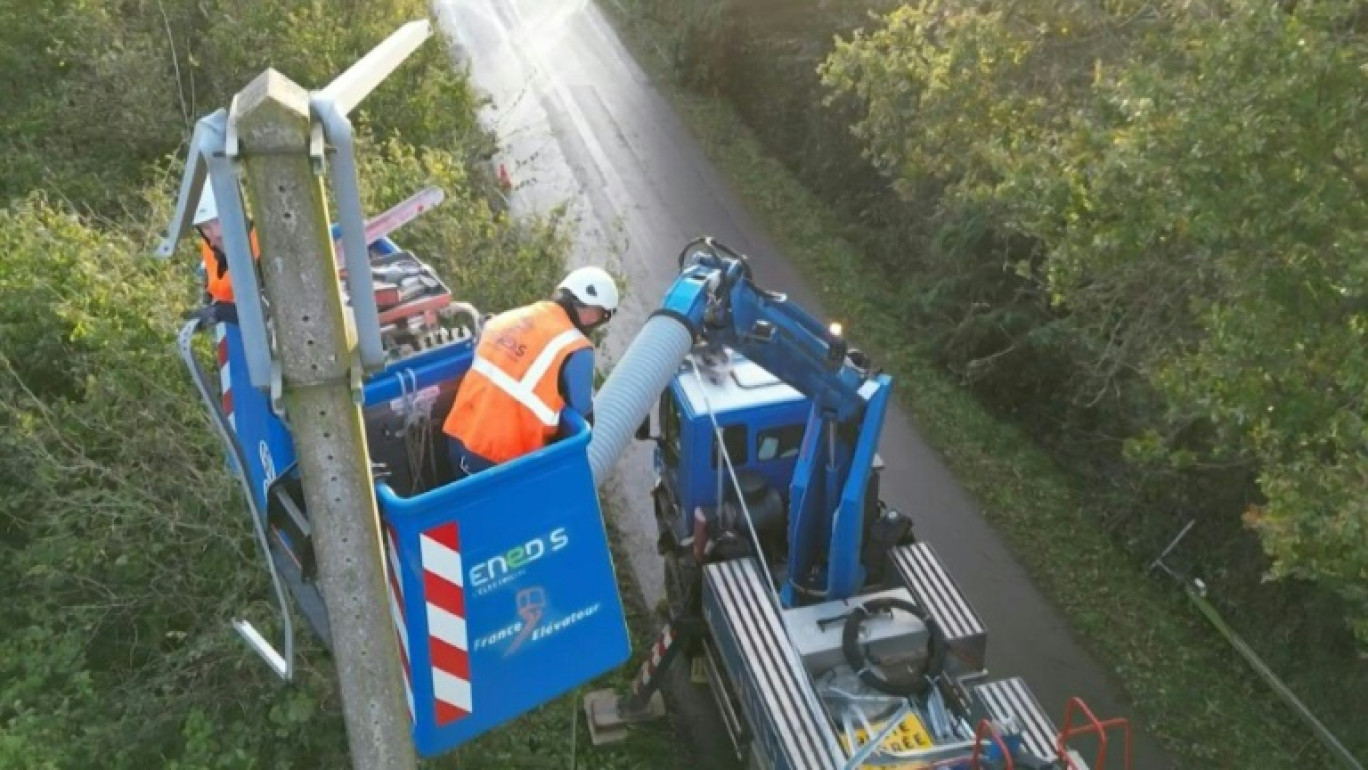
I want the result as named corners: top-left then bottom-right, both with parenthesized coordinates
top-left (469, 526), bottom-right (570, 594)
top-left (489, 316), bottom-right (535, 359)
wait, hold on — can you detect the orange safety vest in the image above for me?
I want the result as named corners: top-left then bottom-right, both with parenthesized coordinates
top-left (199, 229), bottom-right (260, 303)
top-left (443, 301), bottom-right (592, 465)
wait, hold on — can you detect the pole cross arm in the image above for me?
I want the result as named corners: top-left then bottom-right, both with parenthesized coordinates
top-left (316, 19), bottom-right (433, 117)
top-left (311, 17), bottom-right (433, 373)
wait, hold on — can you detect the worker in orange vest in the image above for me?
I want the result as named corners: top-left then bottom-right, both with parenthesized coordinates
top-left (442, 266), bottom-right (619, 481)
top-left (194, 181), bottom-right (259, 316)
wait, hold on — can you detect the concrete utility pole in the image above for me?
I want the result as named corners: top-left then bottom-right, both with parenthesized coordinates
top-left (232, 69), bottom-right (418, 770)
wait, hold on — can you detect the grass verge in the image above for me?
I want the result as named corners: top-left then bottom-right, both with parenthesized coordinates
top-left (594, 2), bottom-right (1340, 767)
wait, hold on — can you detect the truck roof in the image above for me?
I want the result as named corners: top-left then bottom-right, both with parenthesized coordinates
top-left (674, 349), bottom-right (807, 418)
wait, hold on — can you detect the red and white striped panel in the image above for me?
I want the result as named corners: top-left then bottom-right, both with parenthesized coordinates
top-left (214, 323), bottom-right (235, 430)
top-left (383, 522), bottom-right (415, 721)
top-left (420, 522), bottom-right (472, 724)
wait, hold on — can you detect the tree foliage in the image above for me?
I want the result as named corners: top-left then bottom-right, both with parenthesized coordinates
top-left (0, 0), bottom-right (494, 215)
top-left (0, 191), bottom-right (353, 768)
top-left (820, 0), bottom-right (1368, 641)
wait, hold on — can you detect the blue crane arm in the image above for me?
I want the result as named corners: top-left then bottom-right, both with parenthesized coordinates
top-left (588, 236), bottom-right (891, 604)
top-left (665, 238), bottom-right (893, 605)
top-left (665, 238), bottom-right (871, 418)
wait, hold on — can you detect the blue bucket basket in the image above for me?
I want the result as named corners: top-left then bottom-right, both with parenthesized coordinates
top-left (374, 380), bottom-right (631, 757)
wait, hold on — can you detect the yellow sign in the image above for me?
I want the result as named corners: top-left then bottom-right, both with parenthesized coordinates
top-left (838, 711), bottom-right (936, 768)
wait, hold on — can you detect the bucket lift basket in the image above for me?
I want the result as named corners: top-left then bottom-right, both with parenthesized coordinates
top-left (371, 350), bottom-right (632, 757)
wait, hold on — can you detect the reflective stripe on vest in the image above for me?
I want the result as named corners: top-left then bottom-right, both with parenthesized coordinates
top-left (442, 301), bottom-right (591, 464)
top-left (469, 328), bottom-right (585, 427)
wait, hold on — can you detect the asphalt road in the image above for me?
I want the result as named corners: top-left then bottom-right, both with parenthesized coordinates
top-left (434, 1), bottom-right (1175, 766)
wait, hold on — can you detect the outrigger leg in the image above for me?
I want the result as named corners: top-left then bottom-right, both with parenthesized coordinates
top-left (582, 617), bottom-right (700, 745)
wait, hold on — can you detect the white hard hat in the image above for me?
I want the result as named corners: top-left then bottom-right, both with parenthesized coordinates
top-left (193, 179), bottom-right (218, 226)
top-left (557, 266), bottom-right (619, 313)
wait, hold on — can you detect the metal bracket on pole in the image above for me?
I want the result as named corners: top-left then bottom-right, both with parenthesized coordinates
top-left (156, 113), bottom-right (215, 260)
top-left (271, 359), bottom-right (287, 423)
top-left (156, 110), bottom-right (274, 393)
top-left (159, 20), bottom-right (433, 384)
top-left (309, 121), bottom-right (327, 177)
top-left (209, 148), bottom-right (271, 389)
top-left (311, 18), bottom-right (433, 376)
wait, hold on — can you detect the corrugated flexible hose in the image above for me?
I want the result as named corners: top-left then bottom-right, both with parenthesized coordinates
top-left (588, 313), bottom-right (694, 483)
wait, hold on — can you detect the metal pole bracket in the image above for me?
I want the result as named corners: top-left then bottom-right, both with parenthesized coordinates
top-left (156, 109), bottom-right (275, 393)
top-left (309, 121), bottom-right (327, 177)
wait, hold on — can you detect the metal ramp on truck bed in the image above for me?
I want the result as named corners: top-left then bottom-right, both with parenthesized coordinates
top-left (893, 541), bottom-right (1112, 769)
top-left (891, 541), bottom-right (989, 679)
top-left (702, 558), bottom-right (846, 770)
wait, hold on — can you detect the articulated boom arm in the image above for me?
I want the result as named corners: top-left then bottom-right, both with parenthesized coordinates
top-left (679, 238), bottom-right (869, 423)
top-left (678, 238), bottom-right (895, 604)
top-left (589, 237), bottom-right (894, 604)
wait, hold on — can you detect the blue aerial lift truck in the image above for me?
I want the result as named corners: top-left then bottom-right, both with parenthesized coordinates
top-left (159, 21), bottom-right (1133, 768)
top-left (580, 237), bottom-right (1134, 769)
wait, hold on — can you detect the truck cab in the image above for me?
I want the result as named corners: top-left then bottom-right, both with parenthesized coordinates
top-left (655, 351), bottom-right (806, 518)
top-left (644, 345), bottom-right (890, 616)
